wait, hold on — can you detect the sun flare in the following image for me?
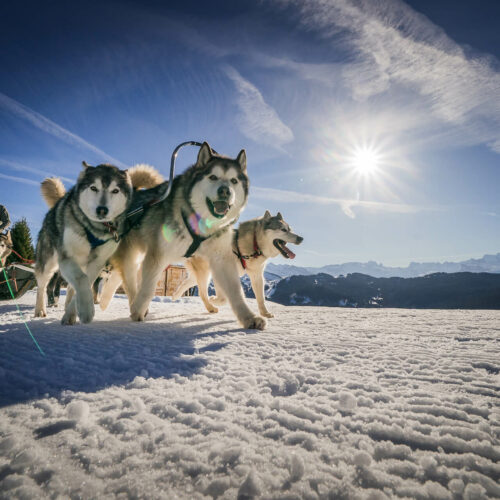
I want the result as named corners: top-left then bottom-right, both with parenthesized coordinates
top-left (351, 147), bottom-right (380, 175)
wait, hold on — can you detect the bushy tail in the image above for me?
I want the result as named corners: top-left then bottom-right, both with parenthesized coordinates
top-left (128, 164), bottom-right (164, 189)
top-left (41, 178), bottom-right (66, 208)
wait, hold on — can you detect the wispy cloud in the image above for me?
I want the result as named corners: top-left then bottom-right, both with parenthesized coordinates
top-left (252, 185), bottom-right (433, 218)
top-left (0, 92), bottom-right (126, 166)
top-left (223, 66), bottom-right (294, 149)
top-left (269, 0), bottom-right (500, 152)
top-left (0, 172), bottom-right (40, 186)
top-left (0, 159), bottom-right (75, 183)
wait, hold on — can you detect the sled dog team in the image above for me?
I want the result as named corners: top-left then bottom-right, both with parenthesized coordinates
top-left (34, 143), bottom-right (303, 330)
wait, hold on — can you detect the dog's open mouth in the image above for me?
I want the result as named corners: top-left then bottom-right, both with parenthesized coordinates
top-left (273, 239), bottom-right (296, 259)
top-left (206, 198), bottom-right (230, 219)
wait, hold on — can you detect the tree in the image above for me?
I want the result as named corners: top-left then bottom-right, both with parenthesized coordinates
top-left (7, 218), bottom-right (35, 264)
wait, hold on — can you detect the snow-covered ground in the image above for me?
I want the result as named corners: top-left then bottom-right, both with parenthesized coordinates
top-left (1, 291), bottom-right (499, 499)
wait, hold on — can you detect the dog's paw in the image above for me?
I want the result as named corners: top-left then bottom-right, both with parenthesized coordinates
top-left (130, 310), bottom-right (146, 322)
top-left (77, 301), bottom-right (95, 324)
top-left (34, 309), bottom-right (47, 318)
top-left (241, 315), bottom-right (267, 330)
top-left (206, 304), bottom-right (218, 314)
top-left (61, 312), bottom-right (77, 325)
top-left (209, 296), bottom-right (226, 306)
top-left (262, 311), bottom-right (274, 318)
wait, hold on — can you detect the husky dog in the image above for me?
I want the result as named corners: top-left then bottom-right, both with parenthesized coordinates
top-left (36, 164), bottom-right (163, 322)
top-left (34, 163), bottom-right (134, 324)
top-left (0, 231), bottom-right (13, 263)
top-left (171, 211), bottom-right (303, 317)
top-left (100, 142), bottom-right (266, 329)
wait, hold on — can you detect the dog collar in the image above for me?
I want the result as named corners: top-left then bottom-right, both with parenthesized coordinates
top-left (84, 222), bottom-right (120, 249)
top-left (233, 230), bottom-right (263, 270)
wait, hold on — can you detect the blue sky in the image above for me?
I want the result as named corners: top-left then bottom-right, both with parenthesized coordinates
top-left (1, 0), bottom-right (499, 267)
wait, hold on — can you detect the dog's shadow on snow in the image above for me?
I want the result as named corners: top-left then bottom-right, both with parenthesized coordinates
top-left (0, 309), bottom-right (255, 407)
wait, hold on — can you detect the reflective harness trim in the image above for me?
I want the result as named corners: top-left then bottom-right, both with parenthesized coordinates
top-left (233, 230), bottom-right (263, 269)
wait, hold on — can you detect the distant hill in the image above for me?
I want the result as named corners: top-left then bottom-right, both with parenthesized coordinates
top-left (266, 252), bottom-right (500, 278)
top-left (268, 272), bottom-right (500, 309)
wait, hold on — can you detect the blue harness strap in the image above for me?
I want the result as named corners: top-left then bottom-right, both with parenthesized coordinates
top-left (85, 228), bottom-right (111, 249)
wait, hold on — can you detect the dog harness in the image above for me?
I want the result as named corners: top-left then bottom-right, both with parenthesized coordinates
top-left (181, 210), bottom-right (239, 258)
top-left (182, 211), bottom-right (209, 258)
top-left (85, 222), bottom-right (120, 249)
top-left (233, 230), bottom-right (263, 270)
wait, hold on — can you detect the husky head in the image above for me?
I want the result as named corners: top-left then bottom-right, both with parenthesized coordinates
top-left (0, 231), bottom-right (13, 262)
top-left (77, 163), bottom-right (133, 222)
top-left (261, 211), bottom-right (303, 259)
top-left (186, 142), bottom-right (249, 226)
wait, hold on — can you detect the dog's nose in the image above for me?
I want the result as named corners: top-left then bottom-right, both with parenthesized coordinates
top-left (96, 206), bottom-right (108, 217)
top-left (296, 236), bottom-right (304, 244)
top-left (217, 185), bottom-right (230, 199)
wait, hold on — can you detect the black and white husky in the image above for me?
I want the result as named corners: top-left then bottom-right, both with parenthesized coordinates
top-left (100, 142), bottom-right (267, 329)
top-left (34, 163), bottom-right (134, 324)
top-left (171, 211), bottom-right (303, 317)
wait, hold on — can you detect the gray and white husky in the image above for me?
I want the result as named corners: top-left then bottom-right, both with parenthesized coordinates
top-left (100, 142), bottom-right (267, 329)
top-left (0, 231), bottom-right (13, 263)
top-left (34, 163), bottom-right (134, 324)
top-left (35, 164), bottom-right (163, 324)
top-left (171, 211), bottom-right (303, 317)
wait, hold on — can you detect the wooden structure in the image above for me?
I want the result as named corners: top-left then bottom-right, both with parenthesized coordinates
top-left (155, 264), bottom-right (190, 297)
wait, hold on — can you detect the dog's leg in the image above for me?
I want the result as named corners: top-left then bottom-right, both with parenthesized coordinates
top-left (92, 278), bottom-right (101, 304)
top-left (209, 256), bottom-right (266, 330)
top-left (34, 254), bottom-right (58, 318)
top-left (64, 285), bottom-right (75, 309)
top-left (247, 268), bottom-right (274, 318)
top-left (120, 263), bottom-right (139, 308)
top-left (130, 254), bottom-right (168, 321)
top-left (53, 274), bottom-right (62, 306)
top-left (209, 281), bottom-right (227, 307)
top-left (59, 259), bottom-right (94, 325)
top-left (171, 273), bottom-right (197, 301)
top-left (99, 270), bottom-right (123, 311)
top-left (194, 259), bottom-right (218, 314)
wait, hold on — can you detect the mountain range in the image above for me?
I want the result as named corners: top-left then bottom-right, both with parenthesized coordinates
top-left (268, 272), bottom-right (500, 309)
top-left (266, 252), bottom-right (500, 279)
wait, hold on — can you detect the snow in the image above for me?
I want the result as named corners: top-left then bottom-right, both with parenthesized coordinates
top-left (1, 291), bottom-right (499, 499)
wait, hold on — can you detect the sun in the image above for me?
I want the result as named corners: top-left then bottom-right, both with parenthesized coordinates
top-left (351, 147), bottom-right (380, 175)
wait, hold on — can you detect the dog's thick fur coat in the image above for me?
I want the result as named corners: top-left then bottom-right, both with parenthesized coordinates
top-left (171, 211), bottom-right (303, 317)
top-left (101, 143), bottom-right (266, 329)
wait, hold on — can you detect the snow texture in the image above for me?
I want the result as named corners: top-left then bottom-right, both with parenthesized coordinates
top-left (0, 291), bottom-right (499, 499)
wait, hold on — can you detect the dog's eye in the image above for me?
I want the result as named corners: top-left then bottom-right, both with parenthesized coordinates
top-left (230, 178), bottom-right (238, 185)
top-left (111, 188), bottom-right (119, 194)
top-left (209, 175), bottom-right (218, 181)
top-left (281, 228), bottom-right (287, 232)
top-left (90, 186), bottom-right (98, 192)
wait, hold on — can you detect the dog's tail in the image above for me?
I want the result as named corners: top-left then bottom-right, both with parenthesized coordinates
top-left (41, 178), bottom-right (66, 208)
top-left (128, 164), bottom-right (164, 189)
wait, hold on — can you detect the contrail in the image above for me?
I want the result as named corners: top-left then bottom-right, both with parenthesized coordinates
top-left (0, 92), bottom-right (126, 167)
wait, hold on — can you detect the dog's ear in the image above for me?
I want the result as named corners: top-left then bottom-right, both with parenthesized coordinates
top-left (277, 212), bottom-right (283, 220)
top-left (236, 149), bottom-right (247, 172)
top-left (196, 142), bottom-right (213, 167)
top-left (263, 210), bottom-right (271, 219)
top-left (6, 230), bottom-right (12, 244)
top-left (82, 161), bottom-right (92, 169)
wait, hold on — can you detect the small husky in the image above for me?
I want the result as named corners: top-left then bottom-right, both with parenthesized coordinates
top-left (34, 163), bottom-right (161, 324)
top-left (0, 231), bottom-right (13, 263)
top-left (171, 211), bottom-right (303, 317)
top-left (100, 142), bottom-right (267, 329)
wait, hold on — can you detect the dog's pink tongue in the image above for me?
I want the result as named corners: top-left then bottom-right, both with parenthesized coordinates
top-left (284, 244), bottom-right (296, 259)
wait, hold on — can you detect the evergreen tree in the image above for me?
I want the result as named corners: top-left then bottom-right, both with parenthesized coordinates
top-left (7, 218), bottom-right (35, 264)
